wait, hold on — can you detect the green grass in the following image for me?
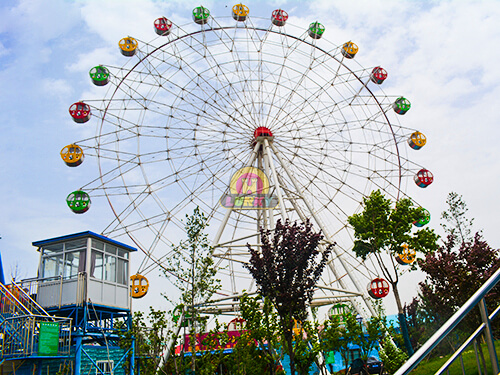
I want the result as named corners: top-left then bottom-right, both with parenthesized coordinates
top-left (410, 340), bottom-right (500, 375)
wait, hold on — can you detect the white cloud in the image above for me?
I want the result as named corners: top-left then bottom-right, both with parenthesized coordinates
top-left (41, 78), bottom-right (73, 98)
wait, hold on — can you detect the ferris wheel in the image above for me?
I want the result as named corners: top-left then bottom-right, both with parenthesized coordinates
top-left (62, 5), bottom-right (433, 316)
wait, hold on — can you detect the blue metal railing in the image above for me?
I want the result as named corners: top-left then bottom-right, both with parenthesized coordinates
top-left (1, 314), bottom-right (72, 358)
top-left (0, 281), bottom-right (72, 359)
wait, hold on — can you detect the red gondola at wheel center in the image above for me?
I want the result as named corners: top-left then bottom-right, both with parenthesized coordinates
top-left (254, 127), bottom-right (273, 139)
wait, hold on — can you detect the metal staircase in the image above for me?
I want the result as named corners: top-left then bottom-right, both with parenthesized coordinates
top-left (0, 281), bottom-right (71, 359)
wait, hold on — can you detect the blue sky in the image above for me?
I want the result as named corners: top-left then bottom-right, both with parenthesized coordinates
top-left (1, 0), bottom-right (499, 314)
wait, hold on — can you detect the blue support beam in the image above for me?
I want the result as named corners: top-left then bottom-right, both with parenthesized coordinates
top-left (75, 335), bottom-right (83, 375)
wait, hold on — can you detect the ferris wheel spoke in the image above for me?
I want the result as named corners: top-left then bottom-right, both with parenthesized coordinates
top-left (169, 33), bottom-right (263, 127)
top-left (278, 66), bottom-right (373, 125)
top-left (273, 144), bottom-right (367, 205)
top-left (265, 52), bottom-right (334, 131)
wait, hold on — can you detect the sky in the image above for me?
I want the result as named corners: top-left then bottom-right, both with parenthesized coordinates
top-left (1, 0), bottom-right (499, 316)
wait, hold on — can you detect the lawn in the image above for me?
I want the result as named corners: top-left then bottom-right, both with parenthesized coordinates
top-left (410, 340), bottom-right (500, 375)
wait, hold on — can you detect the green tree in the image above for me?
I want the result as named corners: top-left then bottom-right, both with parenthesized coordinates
top-left (245, 219), bottom-right (332, 375)
top-left (441, 192), bottom-right (474, 244)
top-left (320, 309), bottom-right (386, 373)
top-left (347, 190), bottom-right (438, 355)
top-left (378, 339), bottom-right (408, 375)
top-left (163, 207), bottom-right (221, 373)
top-left (236, 294), bottom-right (283, 374)
top-left (117, 308), bottom-right (172, 375)
top-left (320, 313), bottom-right (353, 371)
top-left (293, 320), bottom-right (323, 375)
top-left (196, 324), bottom-right (228, 375)
top-left (354, 314), bottom-right (387, 361)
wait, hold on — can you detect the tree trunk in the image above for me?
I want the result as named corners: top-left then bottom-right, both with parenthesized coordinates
top-left (284, 326), bottom-right (296, 375)
top-left (191, 246), bottom-right (196, 374)
top-left (392, 282), bottom-right (414, 356)
top-left (190, 318), bottom-right (196, 373)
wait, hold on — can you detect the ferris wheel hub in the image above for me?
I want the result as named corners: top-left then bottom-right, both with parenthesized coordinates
top-left (252, 127), bottom-right (274, 150)
top-left (254, 127), bottom-right (273, 139)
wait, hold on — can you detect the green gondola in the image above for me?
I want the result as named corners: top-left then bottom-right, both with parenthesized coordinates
top-left (66, 190), bottom-right (91, 214)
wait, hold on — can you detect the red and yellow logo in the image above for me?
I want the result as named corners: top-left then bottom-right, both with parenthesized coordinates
top-left (220, 167), bottom-right (278, 209)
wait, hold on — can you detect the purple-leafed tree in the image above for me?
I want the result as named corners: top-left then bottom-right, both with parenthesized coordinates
top-left (420, 192), bottom-right (500, 326)
top-left (419, 233), bottom-right (500, 325)
top-left (417, 192), bottom-right (500, 364)
top-left (245, 219), bottom-right (332, 375)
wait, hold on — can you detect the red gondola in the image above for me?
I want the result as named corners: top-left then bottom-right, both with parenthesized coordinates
top-left (154, 17), bottom-right (172, 36)
top-left (414, 168), bottom-right (433, 188)
top-left (370, 67), bottom-right (387, 84)
top-left (254, 127), bottom-right (273, 138)
top-left (271, 9), bottom-right (288, 26)
top-left (69, 102), bottom-right (91, 123)
top-left (367, 278), bottom-right (390, 299)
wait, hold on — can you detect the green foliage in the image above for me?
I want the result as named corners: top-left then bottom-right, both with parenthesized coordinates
top-left (320, 310), bottom-right (387, 371)
top-left (348, 190), bottom-right (438, 260)
top-left (162, 206), bottom-right (221, 373)
top-left (348, 190), bottom-right (439, 355)
top-left (441, 192), bottom-right (474, 244)
top-left (359, 315), bottom-right (387, 360)
top-left (226, 331), bottom-right (270, 375)
top-left (320, 314), bottom-right (353, 370)
top-left (294, 320), bottom-right (322, 375)
top-left (237, 294), bottom-right (283, 374)
top-left (163, 207), bottom-right (220, 309)
top-left (379, 339), bottom-right (408, 375)
top-left (195, 324), bottom-right (228, 375)
top-left (117, 308), bottom-right (172, 375)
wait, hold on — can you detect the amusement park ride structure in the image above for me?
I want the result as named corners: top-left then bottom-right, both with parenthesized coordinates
top-left (1, 4), bottom-right (434, 374)
top-left (0, 232), bottom-right (136, 375)
top-left (63, 4), bottom-right (433, 315)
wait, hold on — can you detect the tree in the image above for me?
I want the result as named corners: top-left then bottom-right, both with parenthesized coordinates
top-left (245, 219), bottom-right (332, 375)
top-left (419, 233), bottom-right (500, 332)
top-left (378, 339), bottom-right (408, 375)
top-left (320, 310), bottom-right (386, 372)
top-left (320, 313), bottom-right (353, 372)
top-left (417, 193), bottom-right (500, 359)
top-left (117, 308), bottom-right (172, 375)
top-left (354, 314), bottom-right (387, 361)
top-left (226, 330), bottom-right (274, 375)
top-left (235, 293), bottom-right (284, 375)
top-left (419, 192), bottom-right (500, 327)
top-left (293, 319), bottom-right (324, 375)
top-left (347, 190), bottom-right (438, 355)
top-left (163, 207), bottom-right (220, 373)
top-left (440, 192), bottom-right (474, 244)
